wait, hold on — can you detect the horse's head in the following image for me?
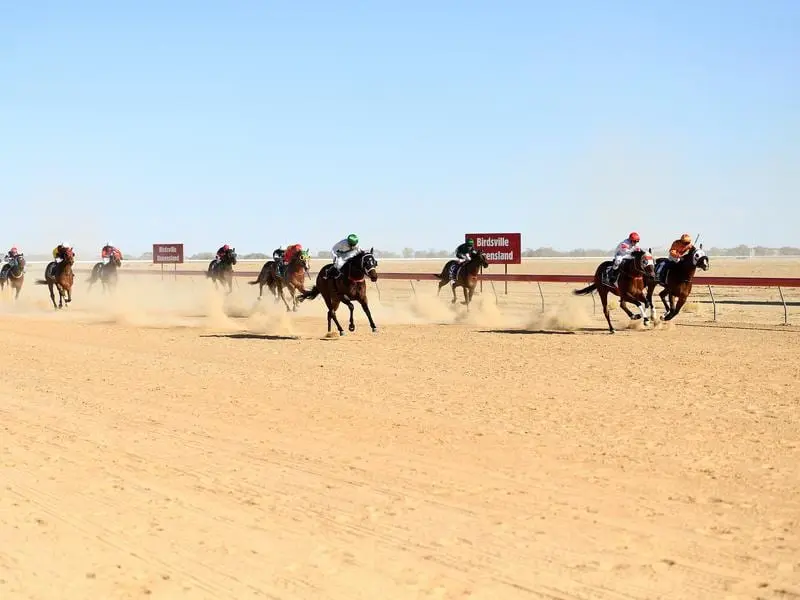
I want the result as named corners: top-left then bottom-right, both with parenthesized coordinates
top-left (298, 249), bottom-right (311, 271)
top-left (691, 244), bottom-right (710, 271)
top-left (225, 248), bottom-right (237, 265)
top-left (474, 250), bottom-right (489, 269)
top-left (633, 248), bottom-right (655, 278)
top-left (64, 248), bottom-right (75, 265)
top-left (361, 248), bottom-right (378, 282)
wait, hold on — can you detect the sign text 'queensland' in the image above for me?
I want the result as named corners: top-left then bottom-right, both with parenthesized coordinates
top-left (152, 243), bottom-right (185, 264)
top-left (465, 233), bottom-right (522, 264)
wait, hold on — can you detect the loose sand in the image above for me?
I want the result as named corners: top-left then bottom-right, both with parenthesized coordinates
top-left (1, 259), bottom-right (798, 599)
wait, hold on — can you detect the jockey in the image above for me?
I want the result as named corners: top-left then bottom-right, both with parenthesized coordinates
top-left (449, 238), bottom-right (475, 282)
top-left (4, 246), bottom-right (21, 261)
top-left (272, 246), bottom-right (286, 275)
top-left (609, 232), bottom-right (641, 283)
top-left (455, 238), bottom-right (474, 263)
top-left (101, 241), bottom-right (122, 263)
top-left (52, 242), bottom-right (71, 263)
top-left (215, 244), bottom-right (231, 263)
top-left (668, 233), bottom-right (693, 261)
top-left (329, 234), bottom-right (360, 277)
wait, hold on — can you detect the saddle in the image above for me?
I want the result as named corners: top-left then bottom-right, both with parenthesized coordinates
top-left (655, 261), bottom-right (669, 285)
top-left (601, 265), bottom-right (618, 288)
top-left (449, 259), bottom-right (469, 280)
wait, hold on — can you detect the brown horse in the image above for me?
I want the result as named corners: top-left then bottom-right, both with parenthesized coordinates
top-left (435, 249), bottom-right (489, 309)
top-left (35, 248), bottom-right (75, 309)
top-left (296, 249), bottom-right (378, 336)
top-left (206, 247), bottom-right (237, 294)
top-left (646, 244), bottom-right (710, 321)
top-left (0, 254), bottom-right (26, 300)
top-left (573, 248), bottom-right (656, 333)
top-left (249, 249), bottom-right (311, 311)
top-left (87, 254), bottom-right (121, 293)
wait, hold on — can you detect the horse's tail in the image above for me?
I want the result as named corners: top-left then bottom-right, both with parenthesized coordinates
top-left (296, 286), bottom-right (320, 303)
top-left (573, 283), bottom-right (597, 296)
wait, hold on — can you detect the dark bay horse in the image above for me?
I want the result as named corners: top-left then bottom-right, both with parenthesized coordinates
top-left (206, 248), bottom-right (237, 293)
top-left (249, 250), bottom-right (311, 311)
top-left (35, 248), bottom-right (75, 309)
top-left (573, 248), bottom-right (656, 333)
top-left (435, 249), bottom-right (489, 309)
top-left (646, 244), bottom-right (710, 321)
top-left (296, 249), bottom-right (378, 336)
top-left (87, 254), bottom-right (121, 293)
top-left (0, 255), bottom-right (26, 300)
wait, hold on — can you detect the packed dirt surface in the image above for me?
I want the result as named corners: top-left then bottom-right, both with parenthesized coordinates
top-left (1, 263), bottom-right (799, 599)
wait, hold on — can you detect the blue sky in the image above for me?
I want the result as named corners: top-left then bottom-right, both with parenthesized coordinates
top-left (2, 0), bottom-right (798, 256)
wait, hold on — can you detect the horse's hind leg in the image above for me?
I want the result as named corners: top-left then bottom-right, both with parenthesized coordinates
top-left (664, 295), bottom-right (687, 321)
top-left (451, 283), bottom-right (458, 304)
top-left (599, 289), bottom-right (614, 333)
top-left (327, 299), bottom-right (345, 336)
top-left (47, 283), bottom-right (58, 310)
top-left (619, 299), bottom-right (637, 319)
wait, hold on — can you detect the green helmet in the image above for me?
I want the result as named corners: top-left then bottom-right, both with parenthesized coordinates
top-left (466, 238), bottom-right (474, 246)
top-left (347, 234), bottom-right (359, 246)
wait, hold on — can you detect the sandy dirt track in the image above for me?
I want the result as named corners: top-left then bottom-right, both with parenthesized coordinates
top-left (1, 267), bottom-right (799, 599)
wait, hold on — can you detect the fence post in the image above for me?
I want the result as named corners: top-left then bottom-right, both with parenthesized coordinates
top-left (591, 291), bottom-right (596, 314)
top-left (537, 282), bottom-right (544, 313)
top-left (778, 286), bottom-right (788, 325)
top-left (409, 280), bottom-right (416, 296)
top-left (489, 281), bottom-right (499, 304)
top-left (707, 285), bottom-right (717, 322)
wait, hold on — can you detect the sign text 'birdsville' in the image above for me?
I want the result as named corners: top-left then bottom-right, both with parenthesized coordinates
top-left (152, 243), bottom-right (185, 264)
top-left (465, 233), bottom-right (522, 264)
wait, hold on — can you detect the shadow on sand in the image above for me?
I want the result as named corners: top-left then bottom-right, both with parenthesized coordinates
top-left (200, 333), bottom-right (299, 341)
top-left (480, 327), bottom-right (605, 336)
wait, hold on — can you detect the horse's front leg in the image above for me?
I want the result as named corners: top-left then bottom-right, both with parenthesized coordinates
top-left (277, 283), bottom-right (291, 312)
top-left (358, 297), bottom-right (378, 332)
top-left (463, 285), bottom-right (470, 309)
top-left (327, 300), bottom-right (345, 336)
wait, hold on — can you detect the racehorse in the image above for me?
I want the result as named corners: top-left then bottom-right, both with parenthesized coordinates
top-left (573, 248), bottom-right (656, 334)
top-left (434, 249), bottom-right (489, 309)
top-left (0, 255), bottom-right (26, 300)
top-left (206, 247), bottom-right (237, 294)
top-left (35, 248), bottom-right (75, 309)
top-left (249, 249), bottom-right (311, 311)
top-left (87, 253), bottom-right (121, 293)
top-left (646, 244), bottom-right (710, 321)
top-left (296, 249), bottom-right (378, 336)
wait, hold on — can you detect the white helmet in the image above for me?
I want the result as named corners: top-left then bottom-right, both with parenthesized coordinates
top-left (106, 241), bottom-right (113, 247)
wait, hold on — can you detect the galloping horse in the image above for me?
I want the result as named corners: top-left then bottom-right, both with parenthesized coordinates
top-left (646, 244), bottom-right (710, 321)
top-left (249, 249), bottom-right (311, 311)
top-left (573, 248), bottom-right (656, 333)
top-left (206, 247), bottom-right (237, 293)
top-left (296, 249), bottom-right (379, 336)
top-left (87, 253), bottom-right (121, 293)
top-left (35, 248), bottom-right (75, 309)
top-left (435, 249), bottom-right (489, 309)
top-left (0, 255), bottom-right (26, 300)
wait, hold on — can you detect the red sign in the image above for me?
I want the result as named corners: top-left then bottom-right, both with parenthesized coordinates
top-left (152, 243), bottom-right (184, 264)
top-left (465, 233), bottom-right (522, 264)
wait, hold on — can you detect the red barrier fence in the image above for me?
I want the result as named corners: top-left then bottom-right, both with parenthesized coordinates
top-left (114, 268), bottom-right (800, 288)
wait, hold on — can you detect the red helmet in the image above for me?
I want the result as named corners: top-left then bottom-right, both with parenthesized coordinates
top-left (222, 244), bottom-right (230, 251)
top-left (10, 246), bottom-right (17, 253)
top-left (629, 232), bottom-right (640, 243)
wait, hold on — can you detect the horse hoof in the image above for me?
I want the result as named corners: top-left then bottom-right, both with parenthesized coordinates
top-left (348, 325), bottom-right (355, 332)
top-left (339, 331), bottom-right (346, 336)
top-left (371, 328), bottom-right (378, 334)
